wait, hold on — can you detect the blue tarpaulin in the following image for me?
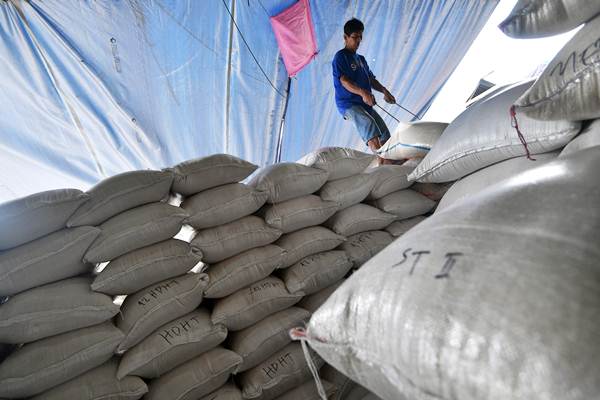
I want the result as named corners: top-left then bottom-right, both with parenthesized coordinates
top-left (0, 0), bottom-right (498, 201)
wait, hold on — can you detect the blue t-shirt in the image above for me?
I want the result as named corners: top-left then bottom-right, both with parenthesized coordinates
top-left (332, 48), bottom-right (375, 115)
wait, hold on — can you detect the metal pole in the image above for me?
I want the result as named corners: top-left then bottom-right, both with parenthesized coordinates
top-left (275, 77), bottom-right (292, 163)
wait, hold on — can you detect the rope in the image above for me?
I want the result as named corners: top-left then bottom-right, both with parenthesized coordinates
top-left (221, 0), bottom-right (285, 98)
top-left (510, 105), bottom-right (536, 161)
top-left (394, 102), bottom-right (421, 120)
top-left (290, 327), bottom-right (328, 400)
top-left (375, 104), bottom-right (400, 123)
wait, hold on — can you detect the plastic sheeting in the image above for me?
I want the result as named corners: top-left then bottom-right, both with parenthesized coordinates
top-left (0, 0), bottom-right (498, 202)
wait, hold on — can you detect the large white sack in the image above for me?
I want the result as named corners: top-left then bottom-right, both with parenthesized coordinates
top-left (318, 173), bottom-right (374, 210)
top-left (248, 163), bottom-right (329, 203)
top-left (211, 276), bottom-right (302, 331)
top-left (0, 322), bottom-right (124, 398)
top-left (30, 358), bottom-right (147, 400)
top-left (408, 80), bottom-right (580, 183)
top-left (275, 227), bottom-right (346, 269)
top-left (84, 203), bottom-right (188, 263)
top-left (118, 309), bottom-right (227, 379)
top-left (92, 239), bottom-right (203, 295)
top-left (144, 347), bottom-right (242, 400)
top-left (116, 273), bottom-right (208, 352)
top-left (261, 195), bottom-right (339, 233)
top-left (170, 154), bottom-right (258, 196)
top-left (182, 183), bottom-right (268, 230)
top-left (229, 307), bottom-right (311, 372)
top-left (239, 342), bottom-right (323, 400)
top-left (298, 147), bottom-right (374, 181)
top-left (191, 216), bottom-right (282, 264)
top-left (499, 0), bottom-right (600, 38)
top-left (515, 15), bottom-right (600, 120)
top-left (437, 152), bottom-right (558, 212)
top-left (560, 119), bottom-right (600, 157)
top-left (325, 204), bottom-right (396, 237)
top-left (365, 165), bottom-right (414, 200)
top-left (0, 276), bottom-right (119, 343)
top-left (0, 226), bottom-right (99, 296)
top-left (67, 170), bottom-right (173, 227)
top-left (305, 147), bottom-right (600, 400)
top-left (378, 121), bottom-right (447, 160)
top-left (0, 189), bottom-right (88, 250)
top-left (205, 245), bottom-right (286, 298)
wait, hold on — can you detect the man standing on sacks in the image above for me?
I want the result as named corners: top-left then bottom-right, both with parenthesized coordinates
top-left (332, 18), bottom-right (397, 164)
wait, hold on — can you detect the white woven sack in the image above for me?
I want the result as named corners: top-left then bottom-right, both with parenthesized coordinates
top-left (325, 204), bottom-right (396, 237)
top-left (199, 383), bottom-right (242, 400)
top-left (339, 231), bottom-right (394, 269)
top-left (298, 281), bottom-right (343, 313)
top-left (385, 216), bottom-right (427, 237)
top-left (30, 359), bottom-right (147, 400)
top-left (67, 170), bottom-right (173, 227)
top-left (409, 80), bottom-right (580, 183)
top-left (0, 276), bottom-right (119, 343)
top-left (170, 154), bottom-right (258, 196)
top-left (0, 322), bottom-right (124, 398)
top-left (116, 273), bottom-right (209, 352)
top-left (0, 226), bottom-right (99, 296)
top-left (248, 163), bottom-right (329, 204)
top-left (239, 343), bottom-right (323, 400)
top-left (182, 183), bottom-right (268, 229)
top-left (378, 121), bottom-right (447, 160)
top-left (191, 216), bottom-right (282, 264)
top-left (205, 245), bottom-right (286, 298)
top-left (365, 165), bottom-right (414, 200)
top-left (560, 119), bottom-right (600, 157)
top-left (229, 307), bottom-right (311, 372)
top-left (144, 348), bottom-right (242, 400)
top-left (84, 203), bottom-right (188, 263)
top-left (499, 0), bottom-right (600, 38)
top-left (261, 195), bottom-right (339, 233)
top-left (370, 190), bottom-right (436, 219)
top-left (92, 239), bottom-right (203, 295)
top-left (281, 250), bottom-right (352, 295)
top-left (298, 147), bottom-right (374, 181)
top-left (437, 152), bottom-right (558, 212)
top-left (305, 148), bottom-right (600, 400)
top-left (318, 173), bottom-right (374, 210)
top-left (211, 276), bottom-right (302, 331)
top-left (514, 15), bottom-right (600, 121)
top-left (118, 309), bottom-right (227, 379)
top-left (273, 380), bottom-right (336, 400)
top-left (275, 227), bottom-right (346, 269)
top-left (0, 189), bottom-right (88, 250)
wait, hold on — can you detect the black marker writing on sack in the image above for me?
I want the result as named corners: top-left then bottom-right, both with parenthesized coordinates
top-left (262, 352), bottom-right (294, 379)
top-left (158, 316), bottom-right (201, 345)
top-left (435, 252), bottom-right (463, 279)
top-left (550, 37), bottom-right (600, 77)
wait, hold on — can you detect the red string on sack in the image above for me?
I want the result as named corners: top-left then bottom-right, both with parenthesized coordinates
top-left (510, 105), bottom-right (536, 161)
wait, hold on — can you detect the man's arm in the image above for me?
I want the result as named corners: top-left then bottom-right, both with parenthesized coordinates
top-left (340, 75), bottom-right (376, 106)
top-left (370, 77), bottom-right (396, 104)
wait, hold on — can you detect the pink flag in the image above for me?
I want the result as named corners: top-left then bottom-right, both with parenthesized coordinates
top-left (270, 0), bottom-right (318, 77)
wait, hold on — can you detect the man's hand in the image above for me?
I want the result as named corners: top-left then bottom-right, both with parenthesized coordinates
top-left (361, 90), bottom-right (376, 107)
top-left (383, 88), bottom-right (396, 104)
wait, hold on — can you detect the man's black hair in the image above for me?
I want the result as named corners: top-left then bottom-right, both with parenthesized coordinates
top-left (344, 18), bottom-right (364, 36)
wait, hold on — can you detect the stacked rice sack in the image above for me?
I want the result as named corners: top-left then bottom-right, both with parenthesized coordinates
top-left (0, 180), bottom-right (158, 398)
